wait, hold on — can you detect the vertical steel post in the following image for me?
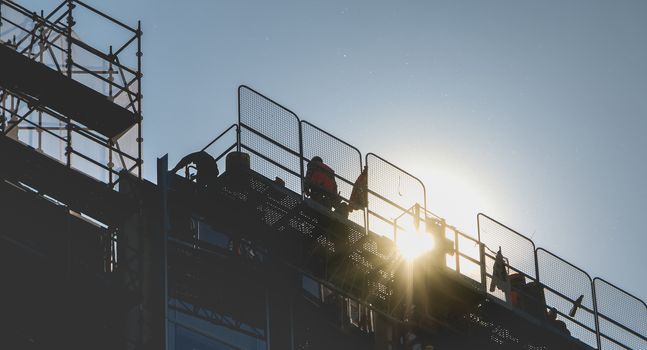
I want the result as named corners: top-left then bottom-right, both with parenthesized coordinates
top-left (298, 122), bottom-right (305, 199)
top-left (37, 12), bottom-right (44, 152)
top-left (65, 0), bottom-right (73, 167)
top-left (157, 155), bottom-right (170, 350)
top-left (534, 249), bottom-right (540, 284)
top-left (591, 281), bottom-right (602, 350)
top-left (136, 20), bottom-right (143, 179)
top-left (1, 91), bottom-right (5, 132)
top-left (479, 243), bottom-right (487, 292)
top-left (359, 158), bottom-right (368, 235)
top-left (237, 88), bottom-right (242, 152)
top-left (365, 155), bottom-right (370, 236)
top-left (108, 46), bottom-right (114, 185)
top-left (454, 229), bottom-right (460, 274)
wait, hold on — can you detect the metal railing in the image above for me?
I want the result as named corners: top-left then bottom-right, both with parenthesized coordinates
top-left (190, 85), bottom-right (646, 349)
top-left (595, 278), bottom-right (647, 350)
top-left (477, 214), bottom-right (646, 349)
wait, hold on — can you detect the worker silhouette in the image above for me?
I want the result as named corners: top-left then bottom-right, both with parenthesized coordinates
top-left (304, 156), bottom-right (339, 211)
top-left (546, 307), bottom-right (571, 335)
top-left (171, 151), bottom-right (219, 189)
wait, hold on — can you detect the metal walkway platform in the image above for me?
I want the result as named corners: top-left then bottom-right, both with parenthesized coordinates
top-left (165, 167), bottom-right (597, 350)
top-left (0, 43), bottom-right (137, 139)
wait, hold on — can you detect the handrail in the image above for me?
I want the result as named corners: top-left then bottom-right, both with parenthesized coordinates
top-left (238, 84), bottom-right (301, 123)
top-left (477, 212), bottom-right (539, 281)
top-left (240, 122), bottom-right (301, 158)
top-left (301, 120), bottom-right (364, 169)
top-left (214, 143), bottom-right (236, 163)
top-left (228, 84), bottom-right (647, 349)
top-left (201, 123), bottom-right (237, 152)
top-left (594, 276), bottom-right (647, 345)
top-left (365, 152), bottom-right (427, 215)
top-left (72, 0), bottom-right (137, 33)
top-left (594, 277), bottom-right (647, 310)
top-left (241, 144), bottom-right (301, 179)
top-left (536, 247), bottom-right (600, 348)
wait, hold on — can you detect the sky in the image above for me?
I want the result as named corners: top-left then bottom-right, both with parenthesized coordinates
top-left (19, 0), bottom-right (647, 302)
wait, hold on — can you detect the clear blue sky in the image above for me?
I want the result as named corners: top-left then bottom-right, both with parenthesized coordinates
top-left (22, 0), bottom-right (647, 301)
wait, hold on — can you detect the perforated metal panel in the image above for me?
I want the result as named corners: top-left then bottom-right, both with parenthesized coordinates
top-left (595, 278), bottom-right (647, 350)
top-left (301, 121), bottom-right (364, 227)
top-left (478, 214), bottom-right (537, 304)
top-left (478, 214), bottom-right (536, 280)
top-left (239, 86), bottom-right (302, 194)
top-left (537, 248), bottom-right (598, 348)
top-left (365, 153), bottom-right (426, 239)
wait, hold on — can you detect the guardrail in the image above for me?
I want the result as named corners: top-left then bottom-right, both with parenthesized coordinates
top-left (189, 85), bottom-right (646, 349)
top-left (477, 213), bottom-right (646, 349)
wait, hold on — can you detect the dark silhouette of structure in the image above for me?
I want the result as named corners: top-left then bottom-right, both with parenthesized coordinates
top-left (171, 151), bottom-right (220, 189)
top-left (1, 1), bottom-right (645, 349)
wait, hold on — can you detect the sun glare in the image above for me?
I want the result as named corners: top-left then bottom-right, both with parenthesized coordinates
top-left (396, 229), bottom-right (435, 262)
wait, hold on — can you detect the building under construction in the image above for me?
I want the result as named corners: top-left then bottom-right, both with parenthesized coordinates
top-left (1, 1), bottom-right (646, 349)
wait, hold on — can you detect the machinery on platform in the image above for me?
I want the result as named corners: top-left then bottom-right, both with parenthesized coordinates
top-left (1, 1), bottom-right (645, 349)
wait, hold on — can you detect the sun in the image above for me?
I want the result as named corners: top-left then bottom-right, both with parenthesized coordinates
top-left (396, 227), bottom-right (435, 262)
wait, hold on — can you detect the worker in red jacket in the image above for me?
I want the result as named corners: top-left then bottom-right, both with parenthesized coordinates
top-left (304, 156), bottom-right (339, 210)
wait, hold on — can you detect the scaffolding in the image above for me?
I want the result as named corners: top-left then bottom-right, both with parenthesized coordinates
top-left (0, 0), bottom-right (142, 186)
top-left (0, 0), bottom-right (644, 347)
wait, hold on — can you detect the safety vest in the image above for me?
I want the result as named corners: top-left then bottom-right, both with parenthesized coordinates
top-left (307, 161), bottom-right (337, 194)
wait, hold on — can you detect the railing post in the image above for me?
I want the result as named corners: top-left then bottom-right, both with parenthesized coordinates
top-left (591, 280), bottom-right (602, 350)
top-left (65, 0), bottom-right (73, 167)
top-left (237, 87), bottom-right (242, 153)
top-left (365, 154), bottom-right (370, 236)
top-left (454, 229), bottom-right (460, 275)
top-left (479, 243), bottom-right (487, 292)
top-left (534, 249), bottom-right (540, 284)
top-left (108, 45), bottom-right (114, 185)
top-left (298, 121), bottom-right (305, 200)
top-left (136, 20), bottom-right (143, 179)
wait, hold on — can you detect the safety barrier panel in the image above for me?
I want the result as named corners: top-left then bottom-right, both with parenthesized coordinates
top-left (237, 86), bottom-right (430, 239)
top-left (537, 248), bottom-right (599, 348)
top-left (478, 212), bottom-right (647, 349)
top-left (239, 85), bottom-right (303, 194)
top-left (231, 86), bottom-right (647, 349)
top-left (301, 120), bottom-right (364, 227)
top-left (366, 153), bottom-right (426, 240)
top-left (594, 278), bottom-right (647, 350)
top-left (477, 213), bottom-right (538, 302)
